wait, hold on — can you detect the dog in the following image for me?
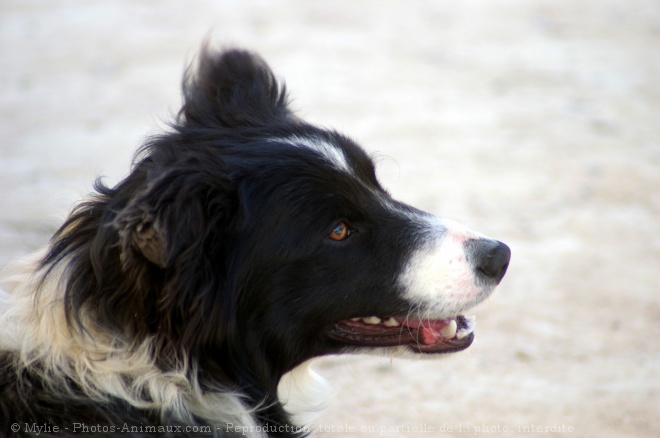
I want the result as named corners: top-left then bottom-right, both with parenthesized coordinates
top-left (0, 46), bottom-right (510, 437)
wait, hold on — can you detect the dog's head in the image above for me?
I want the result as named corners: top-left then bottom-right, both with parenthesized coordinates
top-left (95, 48), bottom-right (510, 388)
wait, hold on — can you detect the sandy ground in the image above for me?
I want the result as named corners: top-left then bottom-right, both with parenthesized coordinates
top-left (1, 0), bottom-right (659, 436)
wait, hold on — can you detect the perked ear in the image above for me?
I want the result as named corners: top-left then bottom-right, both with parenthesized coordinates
top-left (114, 167), bottom-right (231, 269)
top-left (180, 45), bottom-right (295, 128)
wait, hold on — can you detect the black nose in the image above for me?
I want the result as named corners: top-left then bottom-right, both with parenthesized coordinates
top-left (465, 239), bottom-right (511, 284)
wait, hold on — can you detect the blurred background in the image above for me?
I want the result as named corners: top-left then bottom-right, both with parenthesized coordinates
top-left (1, 0), bottom-right (658, 436)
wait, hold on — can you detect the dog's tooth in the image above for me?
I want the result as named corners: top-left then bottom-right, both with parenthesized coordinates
top-left (383, 317), bottom-right (400, 327)
top-left (456, 316), bottom-right (476, 339)
top-left (362, 316), bottom-right (381, 325)
top-left (440, 319), bottom-right (457, 339)
top-left (456, 330), bottom-right (469, 340)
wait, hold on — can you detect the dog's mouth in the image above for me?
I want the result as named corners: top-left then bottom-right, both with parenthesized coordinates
top-left (327, 315), bottom-right (476, 354)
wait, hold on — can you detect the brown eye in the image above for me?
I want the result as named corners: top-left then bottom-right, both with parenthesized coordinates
top-left (328, 222), bottom-right (350, 241)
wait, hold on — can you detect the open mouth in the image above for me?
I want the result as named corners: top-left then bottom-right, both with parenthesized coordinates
top-left (327, 315), bottom-right (476, 354)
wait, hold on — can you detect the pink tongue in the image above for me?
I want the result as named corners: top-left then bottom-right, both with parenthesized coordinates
top-left (419, 326), bottom-right (443, 345)
top-left (397, 318), bottom-right (452, 345)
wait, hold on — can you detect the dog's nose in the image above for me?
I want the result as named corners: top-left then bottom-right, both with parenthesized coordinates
top-left (465, 239), bottom-right (511, 284)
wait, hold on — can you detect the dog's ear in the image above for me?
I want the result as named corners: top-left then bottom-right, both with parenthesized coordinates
top-left (180, 46), bottom-right (295, 128)
top-left (114, 166), bottom-right (232, 269)
top-left (114, 199), bottom-right (170, 269)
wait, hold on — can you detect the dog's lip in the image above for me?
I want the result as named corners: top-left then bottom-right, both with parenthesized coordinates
top-left (327, 315), bottom-right (476, 354)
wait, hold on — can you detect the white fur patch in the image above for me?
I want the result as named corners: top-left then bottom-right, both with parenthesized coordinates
top-left (278, 360), bottom-right (331, 430)
top-left (274, 135), bottom-right (351, 172)
top-left (398, 218), bottom-right (495, 317)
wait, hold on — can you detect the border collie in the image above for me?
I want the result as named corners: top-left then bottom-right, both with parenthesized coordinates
top-left (0, 46), bottom-right (510, 437)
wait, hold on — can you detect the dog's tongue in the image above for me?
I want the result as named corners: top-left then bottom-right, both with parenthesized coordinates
top-left (397, 318), bottom-right (457, 345)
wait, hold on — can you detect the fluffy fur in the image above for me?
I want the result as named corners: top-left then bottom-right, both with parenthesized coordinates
top-left (0, 46), bottom-right (510, 437)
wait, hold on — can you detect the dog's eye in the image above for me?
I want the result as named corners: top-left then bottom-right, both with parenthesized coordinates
top-left (328, 222), bottom-right (351, 241)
